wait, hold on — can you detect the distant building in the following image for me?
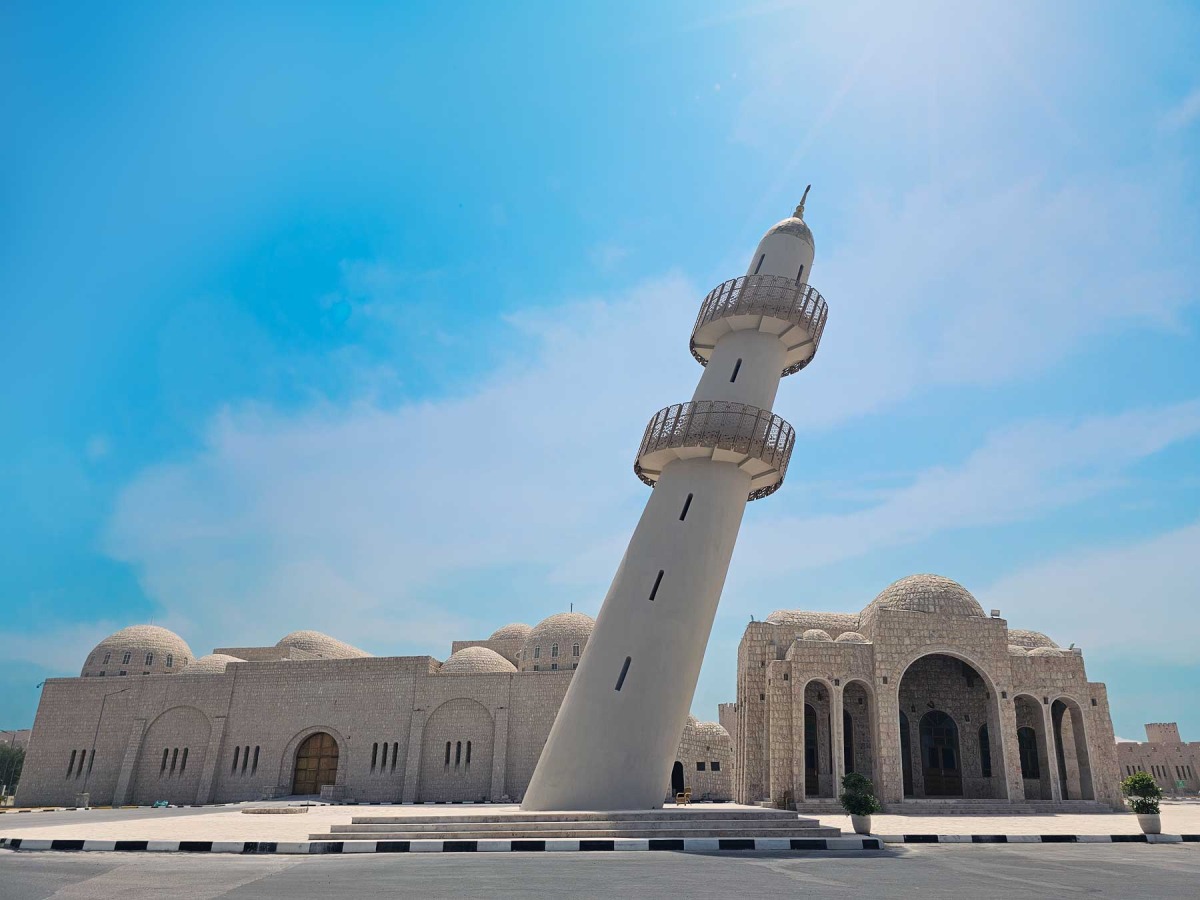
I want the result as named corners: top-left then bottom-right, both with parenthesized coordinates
top-left (733, 573), bottom-right (1123, 810)
top-left (1117, 723), bottom-right (1199, 794)
top-left (1, 729), bottom-right (31, 750)
top-left (16, 619), bottom-right (731, 807)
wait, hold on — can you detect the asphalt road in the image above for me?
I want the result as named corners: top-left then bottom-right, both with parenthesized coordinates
top-left (2, 844), bottom-right (1199, 899)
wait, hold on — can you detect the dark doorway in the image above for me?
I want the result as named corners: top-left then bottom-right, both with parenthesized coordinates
top-left (919, 711), bottom-right (962, 797)
top-left (899, 712), bottom-right (914, 797)
top-left (292, 732), bottom-right (338, 795)
top-left (804, 704), bottom-right (819, 796)
top-left (843, 709), bottom-right (855, 775)
top-left (671, 760), bottom-right (685, 797)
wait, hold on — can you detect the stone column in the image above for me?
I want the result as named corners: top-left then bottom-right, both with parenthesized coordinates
top-left (489, 706), bottom-right (510, 802)
top-left (111, 718), bottom-right (146, 807)
top-left (195, 715), bottom-right (227, 804)
top-left (831, 685), bottom-right (846, 795)
top-left (877, 685), bottom-right (903, 805)
top-left (1041, 701), bottom-right (1063, 801)
top-left (401, 710), bottom-right (427, 803)
top-left (791, 671), bottom-right (804, 802)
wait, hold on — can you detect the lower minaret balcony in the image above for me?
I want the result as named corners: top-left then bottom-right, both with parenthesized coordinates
top-left (690, 275), bottom-right (829, 376)
top-left (634, 400), bottom-right (795, 500)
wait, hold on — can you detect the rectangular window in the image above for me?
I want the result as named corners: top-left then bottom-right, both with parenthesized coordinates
top-left (145, 652), bottom-right (153, 666)
top-left (122, 652), bottom-right (131, 665)
top-left (649, 570), bottom-right (664, 601)
top-left (76, 750), bottom-right (86, 777)
top-left (170, 748), bottom-right (178, 775)
top-left (180, 747), bottom-right (188, 774)
top-left (615, 656), bottom-right (631, 691)
top-left (232, 746), bottom-right (240, 773)
top-left (679, 493), bottom-right (693, 521)
top-left (242, 746), bottom-right (249, 774)
top-left (163, 748), bottom-right (170, 774)
top-left (391, 742), bottom-right (398, 772)
top-left (696, 762), bottom-right (705, 771)
top-left (444, 742), bottom-right (451, 766)
top-left (371, 743), bottom-right (378, 771)
top-left (730, 359), bottom-right (742, 383)
top-left (380, 742), bottom-right (388, 770)
top-left (711, 761), bottom-right (720, 772)
top-left (166, 654), bottom-right (173, 668)
top-left (455, 742), bottom-right (462, 766)
top-left (252, 746), bottom-right (260, 775)
top-left (572, 643), bottom-right (580, 657)
top-left (103, 652), bottom-right (111, 665)
top-left (551, 662), bottom-right (558, 670)
top-left (754, 254), bottom-right (765, 275)
top-left (67, 749), bottom-right (77, 777)
top-left (795, 264), bottom-right (805, 284)
top-left (466, 741), bottom-right (472, 766)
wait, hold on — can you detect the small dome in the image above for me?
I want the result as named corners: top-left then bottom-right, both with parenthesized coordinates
top-left (183, 653), bottom-right (243, 674)
top-left (695, 721), bottom-right (730, 742)
top-left (686, 714), bottom-right (699, 728)
top-left (834, 631), bottom-right (869, 644)
top-left (276, 630), bottom-right (370, 659)
top-left (1028, 646), bottom-right (1063, 658)
top-left (762, 610), bottom-right (861, 638)
top-left (441, 646), bottom-right (517, 675)
top-left (764, 215), bottom-right (814, 248)
top-left (802, 629), bottom-right (832, 641)
top-left (82, 625), bottom-right (194, 677)
top-left (520, 612), bottom-right (595, 672)
top-left (1007, 629), bottom-right (1059, 650)
top-left (489, 623), bottom-right (532, 643)
top-left (864, 574), bottom-right (985, 619)
top-left (1008, 644), bottom-right (1029, 656)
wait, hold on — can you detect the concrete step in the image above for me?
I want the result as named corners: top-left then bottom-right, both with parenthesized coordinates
top-left (330, 817), bottom-right (830, 835)
top-left (347, 809), bottom-right (805, 825)
top-left (313, 825), bottom-right (842, 841)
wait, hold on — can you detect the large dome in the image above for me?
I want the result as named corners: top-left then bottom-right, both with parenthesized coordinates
top-left (182, 653), bottom-right (244, 675)
top-left (276, 630), bottom-right (371, 659)
top-left (520, 612), bottom-right (595, 672)
top-left (440, 646), bottom-right (517, 675)
top-left (489, 623), bottom-right (533, 643)
top-left (863, 574), bottom-right (985, 619)
top-left (81, 625), bottom-right (194, 677)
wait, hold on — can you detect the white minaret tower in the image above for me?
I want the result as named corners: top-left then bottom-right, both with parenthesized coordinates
top-left (522, 191), bottom-right (828, 811)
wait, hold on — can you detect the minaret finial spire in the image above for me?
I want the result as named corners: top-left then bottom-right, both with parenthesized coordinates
top-left (794, 184), bottom-right (811, 220)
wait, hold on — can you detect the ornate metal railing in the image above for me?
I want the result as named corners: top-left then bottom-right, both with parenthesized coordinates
top-left (690, 275), bottom-right (829, 376)
top-left (634, 400), bottom-right (796, 500)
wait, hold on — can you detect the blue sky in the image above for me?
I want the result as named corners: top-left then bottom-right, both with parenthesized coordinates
top-left (2, 1), bottom-right (1198, 742)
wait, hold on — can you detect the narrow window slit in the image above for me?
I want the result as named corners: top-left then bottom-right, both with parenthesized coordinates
top-left (679, 493), bottom-right (693, 521)
top-left (180, 748), bottom-right (188, 774)
top-left (649, 570), bottom-right (664, 601)
top-left (795, 264), bottom-right (805, 283)
top-left (754, 254), bottom-right (765, 275)
top-left (615, 656), bottom-right (632, 691)
top-left (730, 359), bottom-right (742, 383)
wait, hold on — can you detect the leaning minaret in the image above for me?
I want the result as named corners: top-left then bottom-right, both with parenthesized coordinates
top-left (522, 191), bottom-right (828, 811)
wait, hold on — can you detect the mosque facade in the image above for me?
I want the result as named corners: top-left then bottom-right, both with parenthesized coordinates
top-left (732, 574), bottom-right (1124, 810)
top-left (15, 614), bottom-right (732, 808)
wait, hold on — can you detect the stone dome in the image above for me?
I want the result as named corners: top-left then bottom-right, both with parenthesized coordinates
top-left (763, 610), bottom-right (861, 639)
top-left (686, 714), bottom-right (699, 728)
top-left (864, 574), bottom-right (985, 619)
top-left (695, 720), bottom-right (730, 742)
top-left (489, 623), bottom-right (533, 643)
top-left (183, 653), bottom-right (244, 675)
top-left (520, 612), bottom-right (595, 672)
top-left (1007, 629), bottom-right (1059, 650)
top-left (82, 625), bottom-right (194, 677)
top-left (440, 646), bottom-right (517, 675)
top-left (1028, 646), bottom-right (1063, 658)
top-left (834, 631), bottom-right (869, 644)
top-left (1008, 644), bottom-right (1029, 656)
top-left (275, 630), bottom-right (371, 660)
top-left (802, 629), bottom-right (832, 641)
top-left (765, 215), bottom-right (814, 248)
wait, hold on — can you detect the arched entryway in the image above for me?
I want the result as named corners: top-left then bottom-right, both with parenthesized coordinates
top-left (1052, 697), bottom-right (1095, 800)
top-left (919, 711), bottom-right (961, 796)
top-left (897, 653), bottom-right (1008, 800)
top-left (843, 680), bottom-right (876, 784)
top-left (802, 681), bottom-right (834, 798)
top-left (292, 732), bottom-right (339, 795)
top-left (1013, 694), bottom-right (1052, 799)
top-left (671, 760), bottom-right (685, 797)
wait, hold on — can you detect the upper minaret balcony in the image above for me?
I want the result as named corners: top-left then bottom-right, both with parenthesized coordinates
top-left (690, 275), bottom-right (828, 376)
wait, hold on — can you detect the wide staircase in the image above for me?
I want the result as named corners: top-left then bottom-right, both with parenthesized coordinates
top-left (314, 808), bottom-right (841, 841)
top-left (759, 798), bottom-right (1115, 816)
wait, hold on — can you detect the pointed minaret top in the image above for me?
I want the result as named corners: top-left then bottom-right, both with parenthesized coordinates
top-left (794, 184), bottom-right (811, 220)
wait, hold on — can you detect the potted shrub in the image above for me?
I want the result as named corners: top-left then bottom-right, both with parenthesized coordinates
top-left (839, 772), bottom-right (881, 835)
top-left (1121, 771), bottom-right (1164, 834)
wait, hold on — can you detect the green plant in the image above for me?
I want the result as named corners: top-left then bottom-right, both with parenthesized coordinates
top-left (839, 772), bottom-right (881, 817)
top-left (1121, 771), bottom-right (1163, 815)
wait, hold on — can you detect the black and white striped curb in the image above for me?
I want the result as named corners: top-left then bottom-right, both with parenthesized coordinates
top-left (0, 836), bottom-right (880, 854)
top-left (878, 834), bottom-right (1200, 844)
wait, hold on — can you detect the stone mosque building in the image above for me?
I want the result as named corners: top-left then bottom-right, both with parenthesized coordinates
top-left (15, 613), bottom-right (733, 808)
top-left (731, 574), bottom-right (1122, 810)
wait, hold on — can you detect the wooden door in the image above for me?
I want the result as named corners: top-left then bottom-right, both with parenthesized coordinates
top-left (919, 711), bottom-right (962, 797)
top-left (292, 732), bottom-right (339, 795)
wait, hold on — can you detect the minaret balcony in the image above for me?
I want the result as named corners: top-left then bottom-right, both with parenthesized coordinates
top-left (634, 400), bottom-right (796, 500)
top-left (690, 275), bottom-right (829, 376)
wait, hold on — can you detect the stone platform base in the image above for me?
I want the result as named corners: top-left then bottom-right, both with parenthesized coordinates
top-left (313, 807), bottom-right (841, 842)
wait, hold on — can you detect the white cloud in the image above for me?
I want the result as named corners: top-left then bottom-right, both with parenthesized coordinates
top-left (982, 519), bottom-right (1200, 663)
top-left (1162, 87), bottom-right (1200, 132)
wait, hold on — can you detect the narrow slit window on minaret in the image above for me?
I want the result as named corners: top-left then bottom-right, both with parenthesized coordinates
top-left (754, 253), bottom-right (765, 275)
top-left (615, 656), bottom-right (632, 691)
top-left (730, 359), bottom-right (742, 383)
top-left (649, 569), bottom-right (664, 601)
top-left (679, 493), bottom-right (693, 521)
top-left (795, 264), bottom-right (804, 284)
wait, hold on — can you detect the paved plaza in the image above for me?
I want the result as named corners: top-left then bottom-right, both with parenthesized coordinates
top-left (2, 801), bottom-right (1199, 844)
